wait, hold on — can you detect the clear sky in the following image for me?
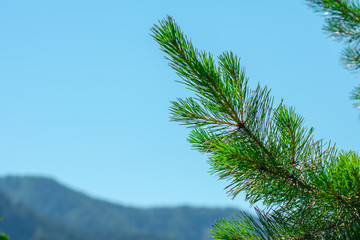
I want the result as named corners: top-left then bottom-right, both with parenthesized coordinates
top-left (1, 0), bottom-right (359, 211)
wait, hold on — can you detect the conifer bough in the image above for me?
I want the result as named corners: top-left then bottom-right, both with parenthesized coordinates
top-left (307, 0), bottom-right (360, 108)
top-left (151, 15), bottom-right (360, 239)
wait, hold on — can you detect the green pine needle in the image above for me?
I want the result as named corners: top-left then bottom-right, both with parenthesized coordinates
top-left (152, 15), bottom-right (360, 239)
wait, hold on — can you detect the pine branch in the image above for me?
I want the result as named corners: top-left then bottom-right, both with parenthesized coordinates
top-left (350, 84), bottom-right (360, 109)
top-left (152, 16), bottom-right (360, 239)
top-left (307, 0), bottom-right (360, 108)
top-left (210, 210), bottom-right (284, 240)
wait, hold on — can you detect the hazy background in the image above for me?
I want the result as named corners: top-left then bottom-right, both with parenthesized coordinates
top-left (1, 0), bottom-right (359, 210)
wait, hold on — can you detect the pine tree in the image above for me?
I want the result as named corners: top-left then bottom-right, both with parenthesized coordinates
top-left (0, 218), bottom-right (8, 240)
top-left (307, 0), bottom-right (360, 108)
top-left (0, 234), bottom-right (8, 240)
top-left (151, 15), bottom-right (360, 239)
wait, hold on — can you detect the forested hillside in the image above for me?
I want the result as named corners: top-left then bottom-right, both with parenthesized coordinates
top-left (0, 176), bottom-right (244, 240)
top-left (0, 191), bottom-right (88, 240)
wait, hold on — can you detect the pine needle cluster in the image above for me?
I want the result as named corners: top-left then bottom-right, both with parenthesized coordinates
top-left (151, 16), bottom-right (360, 239)
top-left (307, 0), bottom-right (360, 107)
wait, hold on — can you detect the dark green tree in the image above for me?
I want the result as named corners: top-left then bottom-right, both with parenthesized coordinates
top-left (0, 234), bottom-right (8, 240)
top-left (151, 15), bottom-right (360, 239)
top-left (307, 0), bottom-right (360, 107)
top-left (0, 218), bottom-right (8, 240)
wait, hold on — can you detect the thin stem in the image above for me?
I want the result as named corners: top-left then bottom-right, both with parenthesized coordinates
top-left (186, 112), bottom-right (238, 127)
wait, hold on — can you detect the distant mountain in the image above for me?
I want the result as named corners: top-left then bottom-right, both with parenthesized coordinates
top-left (0, 183), bottom-right (171, 240)
top-left (0, 176), bottom-right (244, 240)
top-left (0, 190), bottom-right (89, 240)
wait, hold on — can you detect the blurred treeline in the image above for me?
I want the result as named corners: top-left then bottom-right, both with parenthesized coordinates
top-left (0, 176), bottom-right (243, 240)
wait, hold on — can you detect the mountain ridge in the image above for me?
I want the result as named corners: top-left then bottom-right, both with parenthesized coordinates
top-left (0, 176), bottom-right (245, 240)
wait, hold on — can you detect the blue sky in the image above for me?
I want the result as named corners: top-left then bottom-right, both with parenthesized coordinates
top-left (1, 0), bottom-right (359, 210)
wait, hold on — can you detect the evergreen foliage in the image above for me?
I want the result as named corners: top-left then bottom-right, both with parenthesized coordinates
top-left (0, 234), bottom-right (8, 240)
top-left (0, 219), bottom-right (8, 240)
top-left (306, 0), bottom-right (360, 107)
top-left (151, 16), bottom-right (360, 239)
